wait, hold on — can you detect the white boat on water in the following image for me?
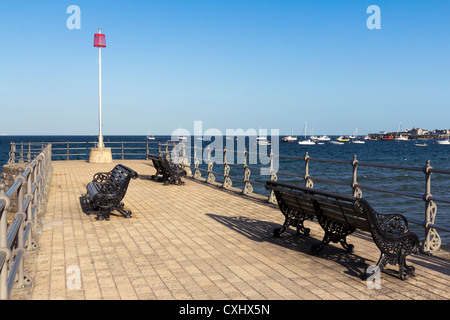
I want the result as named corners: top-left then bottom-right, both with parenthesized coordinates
top-left (329, 141), bottom-right (344, 145)
top-left (298, 139), bottom-right (315, 145)
top-left (395, 123), bottom-right (408, 141)
top-left (298, 122), bottom-right (315, 145)
top-left (351, 128), bottom-right (365, 144)
top-left (147, 127), bottom-right (155, 140)
top-left (395, 134), bottom-right (408, 141)
top-left (437, 139), bottom-right (450, 145)
top-left (316, 135), bottom-right (331, 141)
top-left (256, 136), bottom-right (271, 145)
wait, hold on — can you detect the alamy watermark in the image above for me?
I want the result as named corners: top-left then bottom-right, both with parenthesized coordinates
top-left (66, 265), bottom-right (81, 290)
top-left (367, 5), bottom-right (381, 30)
top-left (170, 121), bottom-right (279, 176)
top-left (66, 5), bottom-right (379, 31)
top-left (366, 265), bottom-right (381, 289)
top-left (67, 5), bottom-right (81, 30)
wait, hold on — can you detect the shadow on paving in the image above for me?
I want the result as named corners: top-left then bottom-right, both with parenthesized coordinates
top-left (206, 213), bottom-right (371, 280)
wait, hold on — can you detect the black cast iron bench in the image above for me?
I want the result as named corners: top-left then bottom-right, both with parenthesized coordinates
top-left (147, 154), bottom-right (186, 185)
top-left (86, 164), bottom-right (138, 220)
top-left (147, 155), bottom-right (166, 182)
top-left (265, 180), bottom-right (420, 279)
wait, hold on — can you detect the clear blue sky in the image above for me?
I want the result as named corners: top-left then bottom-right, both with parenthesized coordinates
top-left (1, 0), bottom-right (449, 136)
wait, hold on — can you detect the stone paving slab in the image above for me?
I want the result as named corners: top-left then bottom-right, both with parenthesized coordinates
top-left (11, 160), bottom-right (450, 300)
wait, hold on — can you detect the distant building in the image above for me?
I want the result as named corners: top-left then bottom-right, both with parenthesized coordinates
top-left (409, 128), bottom-right (429, 135)
top-left (434, 129), bottom-right (449, 134)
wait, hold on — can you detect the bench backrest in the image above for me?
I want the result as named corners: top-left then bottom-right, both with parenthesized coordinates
top-left (148, 155), bottom-right (165, 173)
top-left (266, 181), bottom-right (371, 232)
top-left (159, 157), bottom-right (182, 175)
top-left (104, 164), bottom-right (138, 198)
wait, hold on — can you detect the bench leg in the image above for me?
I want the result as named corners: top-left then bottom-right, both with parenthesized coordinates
top-left (375, 253), bottom-right (416, 280)
top-left (339, 237), bottom-right (354, 253)
top-left (311, 233), bottom-right (331, 255)
top-left (273, 225), bottom-right (287, 237)
top-left (96, 210), bottom-right (110, 221)
top-left (274, 217), bottom-right (309, 237)
top-left (399, 257), bottom-right (416, 279)
top-left (296, 221), bottom-right (311, 236)
top-left (274, 209), bottom-right (310, 237)
top-left (311, 231), bottom-right (354, 255)
top-left (117, 203), bottom-right (132, 219)
top-left (313, 214), bottom-right (355, 254)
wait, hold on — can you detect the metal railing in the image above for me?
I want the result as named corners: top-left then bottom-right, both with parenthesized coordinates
top-left (7, 140), bottom-right (450, 254)
top-left (0, 144), bottom-right (52, 299)
top-left (161, 143), bottom-right (450, 254)
top-left (8, 140), bottom-right (160, 162)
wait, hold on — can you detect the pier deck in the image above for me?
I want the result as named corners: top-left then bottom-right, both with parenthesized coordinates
top-left (12, 160), bottom-right (450, 300)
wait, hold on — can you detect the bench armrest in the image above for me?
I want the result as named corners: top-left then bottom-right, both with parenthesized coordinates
top-left (92, 172), bottom-right (111, 183)
top-left (376, 213), bottom-right (410, 235)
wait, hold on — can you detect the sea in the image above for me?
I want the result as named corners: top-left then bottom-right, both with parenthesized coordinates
top-left (1, 134), bottom-right (449, 251)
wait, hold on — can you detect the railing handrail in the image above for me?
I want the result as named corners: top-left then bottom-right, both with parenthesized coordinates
top-left (1, 143), bottom-right (52, 300)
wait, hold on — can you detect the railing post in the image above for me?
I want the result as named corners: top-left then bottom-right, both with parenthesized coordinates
top-left (7, 142), bottom-right (16, 166)
top-left (422, 160), bottom-right (441, 253)
top-left (15, 167), bottom-right (26, 289)
top-left (32, 159), bottom-right (38, 226)
top-left (193, 145), bottom-right (201, 179)
top-left (242, 148), bottom-right (253, 195)
top-left (121, 141), bottom-right (124, 160)
top-left (206, 146), bottom-right (215, 183)
top-left (25, 164), bottom-right (33, 249)
top-left (267, 148), bottom-right (277, 203)
top-left (0, 183), bottom-right (11, 300)
top-left (304, 152), bottom-right (313, 188)
top-left (222, 147), bottom-right (232, 189)
top-left (67, 141), bottom-right (70, 160)
top-left (352, 155), bottom-right (362, 198)
top-left (27, 142), bottom-right (31, 163)
top-left (19, 142), bottom-right (24, 163)
top-left (165, 143), bottom-right (170, 161)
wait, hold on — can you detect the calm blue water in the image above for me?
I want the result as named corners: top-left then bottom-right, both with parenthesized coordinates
top-left (1, 135), bottom-right (449, 250)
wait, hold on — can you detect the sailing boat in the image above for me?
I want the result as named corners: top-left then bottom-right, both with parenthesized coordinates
top-left (351, 127), bottom-right (365, 144)
top-left (147, 127), bottom-right (155, 140)
top-left (395, 123), bottom-right (408, 141)
top-left (298, 122), bottom-right (315, 145)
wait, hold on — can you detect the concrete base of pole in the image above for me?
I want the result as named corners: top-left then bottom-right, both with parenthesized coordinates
top-left (89, 147), bottom-right (113, 164)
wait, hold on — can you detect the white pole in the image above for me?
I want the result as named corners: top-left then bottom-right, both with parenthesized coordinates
top-left (98, 29), bottom-right (104, 149)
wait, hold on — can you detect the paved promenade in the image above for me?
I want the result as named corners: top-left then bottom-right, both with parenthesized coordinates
top-left (12, 160), bottom-right (450, 300)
